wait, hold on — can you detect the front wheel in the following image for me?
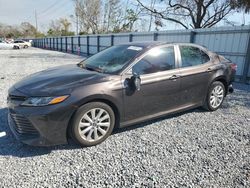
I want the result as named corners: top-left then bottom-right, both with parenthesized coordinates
top-left (204, 81), bottom-right (225, 111)
top-left (70, 102), bottom-right (115, 147)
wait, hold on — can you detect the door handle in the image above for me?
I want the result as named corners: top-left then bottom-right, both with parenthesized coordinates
top-left (169, 75), bottom-right (180, 80)
top-left (207, 66), bottom-right (221, 72)
top-left (206, 67), bottom-right (214, 72)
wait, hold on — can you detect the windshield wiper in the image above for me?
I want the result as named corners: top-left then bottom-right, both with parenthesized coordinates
top-left (82, 65), bottom-right (103, 73)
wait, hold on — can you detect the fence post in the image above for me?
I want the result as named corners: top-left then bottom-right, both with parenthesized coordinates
top-left (190, 31), bottom-right (196, 43)
top-left (153, 33), bottom-right (158, 41)
top-left (71, 37), bottom-right (74, 53)
top-left (87, 36), bottom-right (90, 56)
top-left (129, 34), bottom-right (133, 42)
top-left (50, 38), bottom-right (52, 49)
top-left (242, 32), bottom-right (250, 83)
top-left (97, 35), bottom-right (100, 52)
top-left (78, 36), bottom-right (81, 56)
top-left (60, 37), bottom-right (63, 51)
top-left (56, 38), bottom-right (58, 50)
top-left (111, 35), bottom-right (114, 46)
top-left (65, 37), bottom-right (68, 52)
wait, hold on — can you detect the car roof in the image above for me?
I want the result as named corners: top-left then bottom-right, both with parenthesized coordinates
top-left (118, 41), bottom-right (207, 50)
top-left (119, 41), bottom-right (166, 48)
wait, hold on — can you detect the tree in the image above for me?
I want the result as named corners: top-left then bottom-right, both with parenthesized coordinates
top-left (47, 20), bottom-right (62, 36)
top-left (231, 0), bottom-right (250, 13)
top-left (102, 0), bottom-right (122, 32)
top-left (75, 0), bottom-right (102, 34)
top-left (0, 23), bottom-right (21, 38)
top-left (20, 22), bottom-right (37, 37)
top-left (47, 18), bottom-right (74, 36)
top-left (74, 0), bottom-right (144, 33)
top-left (59, 18), bottom-right (72, 36)
top-left (137, 0), bottom-right (234, 29)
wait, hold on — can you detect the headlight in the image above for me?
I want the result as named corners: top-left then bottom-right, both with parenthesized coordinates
top-left (21, 95), bottom-right (69, 106)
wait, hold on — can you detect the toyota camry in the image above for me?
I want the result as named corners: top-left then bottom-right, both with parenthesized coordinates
top-left (7, 42), bottom-right (236, 147)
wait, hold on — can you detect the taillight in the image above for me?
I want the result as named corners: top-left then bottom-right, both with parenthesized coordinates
top-left (231, 63), bottom-right (237, 71)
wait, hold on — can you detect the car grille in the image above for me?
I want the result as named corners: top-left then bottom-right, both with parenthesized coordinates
top-left (8, 95), bottom-right (26, 101)
top-left (8, 95), bottom-right (27, 107)
top-left (10, 113), bottom-right (39, 135)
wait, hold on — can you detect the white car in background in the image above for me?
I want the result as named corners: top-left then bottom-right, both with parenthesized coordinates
top-left (13, 40), bottom-right (31, 49)
top-left (0, 40), bottom-right (15, 49)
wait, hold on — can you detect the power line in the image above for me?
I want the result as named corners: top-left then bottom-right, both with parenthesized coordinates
top-left (37, 0), bottom-right (61, 15)
top-left (38, 0), bottom-right (69, 17)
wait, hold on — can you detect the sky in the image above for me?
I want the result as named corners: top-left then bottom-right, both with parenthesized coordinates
top-left (0, 0), bottom-right (249, 33)
top-left (0, 0), bottom-right (75, 32)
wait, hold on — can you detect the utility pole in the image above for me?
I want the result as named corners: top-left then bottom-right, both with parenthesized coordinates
top-left (76, 13), bottom-right (79, 35)
top-left (35, 10), bottom-right (38, 32)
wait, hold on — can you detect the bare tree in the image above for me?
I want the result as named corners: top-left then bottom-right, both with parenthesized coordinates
top-left (230, 0), bottom-right (250, 13)
top-left (48, 20), bottom-right (62, 36)
top-left (102, 0), bottom-right (122, 32)
top-left (75, 0), bottom-right (102, 34)
top-left (60, 18), bottom-right (71, 35)
top-left (148, 0), bottom-right (157, 31)
top-left (47, 18), bottom-right (74, 36)
top-left (137, 0), bottom-right (234, 29)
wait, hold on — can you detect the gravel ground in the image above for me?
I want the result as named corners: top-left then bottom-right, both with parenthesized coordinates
top-left (0, 48), bottom-right (249, 188)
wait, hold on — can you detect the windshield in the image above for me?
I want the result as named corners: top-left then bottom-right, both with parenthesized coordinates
top-left (79, 45), bottom-right (144, 74)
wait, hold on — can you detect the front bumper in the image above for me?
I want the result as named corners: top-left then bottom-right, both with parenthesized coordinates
top-left (7, 91), bottom-right (77, 146)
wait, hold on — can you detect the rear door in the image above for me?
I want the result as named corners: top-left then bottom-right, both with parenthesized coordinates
top-left (122, 45), bottom-right (182, 124)
top-left (177, 45), bottom-right (215, 106)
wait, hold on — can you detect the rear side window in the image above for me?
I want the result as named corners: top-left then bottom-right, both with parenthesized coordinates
top-left (180, 46), bottom-right (210, 68)
top-left (132, 46), bottom-right (175, 75)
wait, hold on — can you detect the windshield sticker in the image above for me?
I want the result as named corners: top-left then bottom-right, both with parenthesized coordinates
top-left (127, 46), bottom-right (143, 51)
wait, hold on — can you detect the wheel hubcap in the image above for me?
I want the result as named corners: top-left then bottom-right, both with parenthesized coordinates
top-left (78, 108), bottom-right (110, 142)
top-left (210, 85), bottom-right (224, 108)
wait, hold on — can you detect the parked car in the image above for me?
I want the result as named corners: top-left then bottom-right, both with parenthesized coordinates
top-left (7, 42), bottom-right (236, 147)
top-left (13, 40), bottom-right (31, 49)
top-left (0, 40), bottom-right (15, 49)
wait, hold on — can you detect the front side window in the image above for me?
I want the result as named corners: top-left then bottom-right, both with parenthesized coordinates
top-left (180, 46), bottom-right (210, 68)
top-left (80, 45), bottom-right (144, 74)
top-left (132, 46), bottom-right (175, 75)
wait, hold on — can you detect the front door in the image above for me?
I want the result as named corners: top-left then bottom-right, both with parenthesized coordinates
top-left (121, 45), bottom-right (182, 125)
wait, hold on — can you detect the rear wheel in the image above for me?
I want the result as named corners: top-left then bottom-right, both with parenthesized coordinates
top-left (204, 81), bottom-right (225, 111)
top-left (70, 102), bottom-right (115, 147)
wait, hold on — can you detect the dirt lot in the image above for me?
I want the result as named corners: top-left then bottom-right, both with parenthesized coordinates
top-left (0, 48), bottom-right (249, 187)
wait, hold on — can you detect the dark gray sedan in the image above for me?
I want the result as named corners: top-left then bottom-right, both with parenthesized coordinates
top-left (7, 42), bottom-right (236, 147)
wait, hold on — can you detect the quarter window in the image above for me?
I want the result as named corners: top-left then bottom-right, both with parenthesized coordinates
top-left (180, 46), bottom-right (210, 68)
top-left (132, 46), bottom-right (175, 75)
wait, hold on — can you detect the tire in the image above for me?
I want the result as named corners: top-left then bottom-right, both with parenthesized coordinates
top-left (24, 45), bottom-right (28, 48)
top-left (70, 102), bottom-right (115, 147)
top-left (203, 81), bottom-right (225, 111)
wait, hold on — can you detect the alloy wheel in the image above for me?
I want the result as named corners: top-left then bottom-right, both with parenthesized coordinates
top-left (210, 85), bottom-right (224, 109)
top-left (78, 108), bottom-right (111, 142)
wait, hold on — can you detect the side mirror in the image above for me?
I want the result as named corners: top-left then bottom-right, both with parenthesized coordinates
top-left (131, 74), bottom-right (141, 91)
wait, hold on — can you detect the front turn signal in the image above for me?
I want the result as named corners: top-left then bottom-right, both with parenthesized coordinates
top-left (49, 95), bottom-right (69, 105)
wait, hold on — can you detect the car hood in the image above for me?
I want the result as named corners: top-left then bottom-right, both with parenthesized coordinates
top-left (12, 64), bottom-right (107, 96)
